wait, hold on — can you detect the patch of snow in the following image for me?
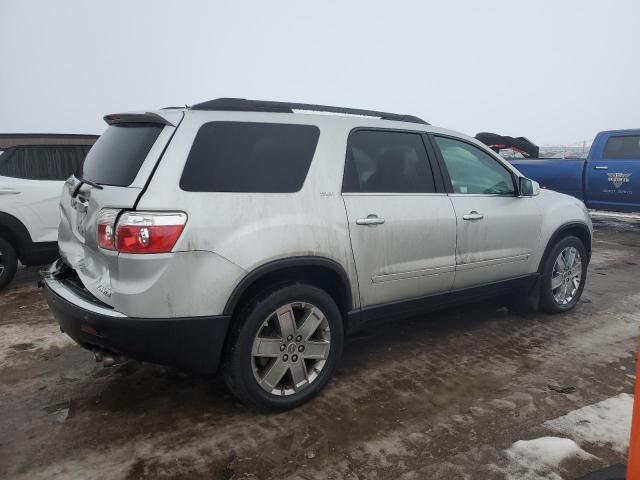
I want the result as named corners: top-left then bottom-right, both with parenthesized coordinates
top-left (359, 434), bottom-right (410, 468)
top-left (468, 406), bottom-right (488, 416)
top-left (545, 393), bottom-right (633, 454)
top-left (504, 437), bottom-right (596, 480)
top-left (590, 210), bottom-right (640, 220)
top-left (489, 398), bottom-right (517, 410)
top-left (0, 322), bottom-right (74, 368)
top-left (531, 300), bottom-right (639, 366)
top-left (12, 415), bottom-right (289, 480)
top-left (54, 408), bottom-right (70, 424)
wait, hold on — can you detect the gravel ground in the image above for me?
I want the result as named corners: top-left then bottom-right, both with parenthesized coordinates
top-left (0, 216), bottom-right (638, 480)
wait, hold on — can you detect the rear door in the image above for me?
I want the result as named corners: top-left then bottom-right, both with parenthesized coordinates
top-left (342, 129), bottom-right (456, 308)
top-left (585, 134), bottom-right (640, 211)
top-left (58, 112), bottom-right (182, 305)
top-left (431, 135), bottom-right (542, 290)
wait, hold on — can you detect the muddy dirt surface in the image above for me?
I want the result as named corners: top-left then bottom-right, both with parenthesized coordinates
top-left (1, 216), bottom-right (638, 479)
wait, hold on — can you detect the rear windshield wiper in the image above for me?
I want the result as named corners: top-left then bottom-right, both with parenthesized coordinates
top-left (72, 174), bottom-right (103, 197)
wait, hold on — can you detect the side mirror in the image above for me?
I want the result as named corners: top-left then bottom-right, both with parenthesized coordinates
top-left (519, 177), bottom-right (540, 196)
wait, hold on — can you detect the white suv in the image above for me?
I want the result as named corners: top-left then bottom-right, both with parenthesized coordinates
top-left (43, 99), bottom-right (592, 411)
top-left (0, 134), bottom-right (97, 290)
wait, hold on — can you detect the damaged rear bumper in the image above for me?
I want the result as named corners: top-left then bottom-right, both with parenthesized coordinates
top-left (42, 266), bottom-right (230, 374)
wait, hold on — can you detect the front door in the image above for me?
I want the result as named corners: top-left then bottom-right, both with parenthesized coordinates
top-left (431, 135), bottom-right (542, 290)
top-left (585, 134), bottom-right (640, 212)
top-left (342, 129), bottom-right (456, 308)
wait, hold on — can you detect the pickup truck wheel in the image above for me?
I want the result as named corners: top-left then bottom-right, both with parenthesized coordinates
top-left (0, 236), bottom-right (18, 292)
top-left (223, 283), bottom-right (344, 412)
top-left (539, 236), bottom-right (587, 313)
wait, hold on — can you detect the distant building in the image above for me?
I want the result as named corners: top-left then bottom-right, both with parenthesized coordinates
top-left (0, 133), bottom-right (98, 149)
top-left (0, 133), bottom-right (99, 180)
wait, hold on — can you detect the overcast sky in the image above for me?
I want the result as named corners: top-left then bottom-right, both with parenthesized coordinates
top-left (1, 0), bottom-right (638, 145)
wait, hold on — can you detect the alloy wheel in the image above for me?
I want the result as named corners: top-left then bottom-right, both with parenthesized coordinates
top-left (251, 302), bottom-right (331, 396)
top-left (551, 246), bottom-right (582, 305)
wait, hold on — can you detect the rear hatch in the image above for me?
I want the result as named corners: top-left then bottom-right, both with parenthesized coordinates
top-left (58, 110), bottom-right (183, 306)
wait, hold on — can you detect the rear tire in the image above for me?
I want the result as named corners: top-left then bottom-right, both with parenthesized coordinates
top-left (0, 236), bottom-right (18, 292)
top-left (539, 235), bottom-right (587, 313)
top-left (223, 283), bottom-right (344, 412)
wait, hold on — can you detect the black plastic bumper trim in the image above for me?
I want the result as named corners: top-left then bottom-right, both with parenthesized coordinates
top-left (44, 284), bottom-right (230, 374)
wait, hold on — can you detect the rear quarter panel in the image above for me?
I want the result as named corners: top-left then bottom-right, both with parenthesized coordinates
top-left (136, 112), bottom-right (359, 317)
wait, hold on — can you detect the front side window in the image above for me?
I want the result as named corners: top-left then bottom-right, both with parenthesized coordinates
top-left (180, 122), bottom-right (320, 193)
top-left (343, 130), bottom-right (435, 193)
top-left (0, 145), bottom-right (92, 181)
top-left (434, 136), bottom-right (515, 195)
top-left (603, 135), bottom-right (640, 159)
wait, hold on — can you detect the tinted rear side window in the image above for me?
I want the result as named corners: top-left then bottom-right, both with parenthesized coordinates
top-left (0, 145), bottom-right (92, 180)
top-left (180, 122), bottom-right (320, 193)
top-left (342, 130), bottom-right (436, 193)
top-left (82, 123), bottom-right (163, 186)
top-left (603, 135), bottom-right (640, 159)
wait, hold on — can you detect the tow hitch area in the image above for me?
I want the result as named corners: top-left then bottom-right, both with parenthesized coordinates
top-left (93, 349), bottom-right (127, 368)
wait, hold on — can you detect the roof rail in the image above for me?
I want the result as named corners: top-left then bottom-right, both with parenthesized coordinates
top-left (190, 98), bottom-right (429, 125)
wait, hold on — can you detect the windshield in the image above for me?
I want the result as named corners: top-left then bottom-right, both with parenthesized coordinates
top-left (81, 123), bottom-right (162, 186)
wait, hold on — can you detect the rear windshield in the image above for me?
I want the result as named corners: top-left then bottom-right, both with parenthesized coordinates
top-left (81, 123), bottom-right (163, 186)
top-left (180, 122), bottom-right (320, 193)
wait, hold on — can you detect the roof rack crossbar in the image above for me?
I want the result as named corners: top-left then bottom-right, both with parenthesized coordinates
top-left (190, 98), bottom-right (429, 125)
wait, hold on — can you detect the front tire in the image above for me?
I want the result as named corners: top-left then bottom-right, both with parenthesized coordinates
top-left (539, 235), bottom-right (587, 313)
top-left (223, 283), bottom-right (344, 412)
top-left (0, 236), bottom-right (18, 292)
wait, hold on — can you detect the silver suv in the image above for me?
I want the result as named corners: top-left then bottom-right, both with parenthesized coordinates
top-left (43, 98), bottom-right (592, 411)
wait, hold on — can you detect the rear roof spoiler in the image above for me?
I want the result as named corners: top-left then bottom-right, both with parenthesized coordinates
top-left (103, 112), bottom-right (177, 127)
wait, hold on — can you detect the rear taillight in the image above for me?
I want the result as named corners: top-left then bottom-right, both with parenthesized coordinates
top-left (115, 211), bottom-right (187, 254)
top-left (97, 208), bottom-right (120, 250)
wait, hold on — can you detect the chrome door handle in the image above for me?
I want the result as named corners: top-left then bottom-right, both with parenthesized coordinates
top-left (462, 211), bottom-right (484, 221)
top-left (356, 215), bottom-right (385, 226)
top-left (594, 165), bottom-right (609, 170)
top-left (0, 188), bottom-right (19, 195)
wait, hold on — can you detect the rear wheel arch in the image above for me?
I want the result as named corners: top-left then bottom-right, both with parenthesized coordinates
top-left (0, 212), bottom-right (33, 262)
top-left (223, 282), bottom-right (345, 411)
top-left (537, 222), bottom-right (592, 273)
top-left (0, 235), bottom-right (18, 290)
top-left (223, 257), bottom-right (354, 325)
